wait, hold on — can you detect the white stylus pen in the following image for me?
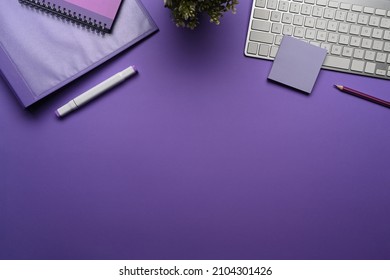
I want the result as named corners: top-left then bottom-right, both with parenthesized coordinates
top-left (55, 65), bottom-right (137, 117)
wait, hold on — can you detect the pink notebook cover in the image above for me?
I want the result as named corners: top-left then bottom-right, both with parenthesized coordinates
top-left (65, 0), bottom-right (123, 20)
top-left (20, 0), bottom-right (123, 32)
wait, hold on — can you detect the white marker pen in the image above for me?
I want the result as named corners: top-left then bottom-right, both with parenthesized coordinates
top-left (55, 65), bottom-right (137, 117)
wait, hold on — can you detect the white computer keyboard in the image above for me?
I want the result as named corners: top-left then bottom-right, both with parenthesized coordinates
top-left (245, 0), bottom-right (390, 79)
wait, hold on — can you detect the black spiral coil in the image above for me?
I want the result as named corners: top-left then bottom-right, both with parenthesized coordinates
top-left (19, 0), bottom-right (109, 33)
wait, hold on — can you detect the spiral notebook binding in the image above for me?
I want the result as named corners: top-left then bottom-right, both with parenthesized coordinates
top-left (19, 0), bottom-right (109, 33)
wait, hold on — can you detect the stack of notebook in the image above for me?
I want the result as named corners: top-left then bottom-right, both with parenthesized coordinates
top-left (0, 0), bottom-right (158, 107)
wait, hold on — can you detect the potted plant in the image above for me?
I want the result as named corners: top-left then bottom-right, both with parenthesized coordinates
top-left (164, 0), bottom-right (239, 29)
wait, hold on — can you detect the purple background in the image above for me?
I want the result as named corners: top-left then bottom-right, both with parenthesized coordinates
top-left (1, 0), bottom-right (389, 260)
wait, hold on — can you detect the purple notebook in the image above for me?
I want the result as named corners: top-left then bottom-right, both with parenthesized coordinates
top-left (0, 0), bottom-right (158, 107)
top-left (20, 0), bottom-right (124, 33)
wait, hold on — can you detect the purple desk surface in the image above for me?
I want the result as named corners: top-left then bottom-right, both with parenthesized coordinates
top-left (1, 1), bottom-right (389, 260)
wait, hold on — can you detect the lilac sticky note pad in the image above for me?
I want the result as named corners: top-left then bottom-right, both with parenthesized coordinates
top-left (268, 36), bottom-right (327, 93)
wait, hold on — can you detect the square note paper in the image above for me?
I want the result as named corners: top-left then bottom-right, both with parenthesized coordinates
top-left (268, 36), bottom-right (327, 94)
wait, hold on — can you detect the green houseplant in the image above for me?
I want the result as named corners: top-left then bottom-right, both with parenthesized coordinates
top-left (164, 0), bottom-right (239, 29)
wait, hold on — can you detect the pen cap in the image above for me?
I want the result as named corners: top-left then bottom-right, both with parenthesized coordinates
top-left (120, 66), bottom-right (137, 79)
top-left (56, 100), bottom-right (78, 117)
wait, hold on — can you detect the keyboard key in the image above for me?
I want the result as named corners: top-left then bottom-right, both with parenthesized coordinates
top-left (316, 30), bottom-right (327, 41)
top-left (247, 42), bottom-right (259, 55)
top-left (334, 10), bottom-right (347, 21)
top-left (305, 29), bottom-right (316, 39)
top-left (258, 44), bottom-right (270, 56)
top-left (338, 22), bottom-right (349, 33)
top-left (363, 7), bottom-right (375, 14)
top-left (376, 69), bottom-right (386, 76)
top-left (364, 62), bottom-right (376, 74)
top-left (281, 13), bottom-right (293, 24)
top-left (323, 8), bottom-right (335, 19)
top-left (321, 42), bottom-right (331, 52)
top-left (323, 56), bottom-right (350, 69)
top-left (275, 35), bottom-right (283, 45)
top-left (278, 1), bottom-right (289, 12)
top-left (342, 47), bottom-right (353, 57)
top-left (349, 25), bottom-right (361, 35)
top-left (338, 34), bottom-right (349, 45)
top-left (361, 27), bottom-right (372, 37)
top-left (346, 12), bottom-right (358, 23)
top-left (380, 18), bottom-right (390, 29)
top-left (304, 17), bottom-right (315, 28)
top-left (310, 41), bottom-right (321, 47)
top-left (384, 42), bottom-right (390, 52)
top-left (357, 14), bottom-right (369, 24)
top-left (255, 0), bottom-right (266, 8)
top-left (339, 3), bottom-right (351, 10)
top-left (327, 21), bottom-right (338, 31)
top-left (331, 45), bottom-right (342, 55)
top-left (375, 65), bottom-right (387, 73)
top-left (312, 6), bottom-right (324, 17)
top-left (364, 50), bottom-right (376, 61)
top-left (351, 60), bottom-right (365, 71)
top-left (384, 31), bottom-right (390, 40)
top-left (351, 5), bottom-right (363, 12)
top-left (270, 46), bottom-right (279, 57)
top-left (249, 31), bottom-right (274, 44)
top-left (290, 2), bottom-right (301, 13)
top-left (327, 33), bottom-right (338, 43)
top-left (304, 0), bottom-right (315, 4)
top-left (361, 38), bottom-right (373, 49)
top-left (353, 49), bottom-right (365, 59)
top-left (271, 23), bottom-right (283, 33)
top-left (253, 8), bottom-right (270, 20)
top-left (282, 25), bottom-right (293, 35)
top-left (266, 0), bottom-right (278, 10)
top-left (372, 40), bottom-right (384, 51)
top-left (376, 53), bottom-right (387, 63)
top-left (369, 16), bottom-right (380, 27)
top-left (350, 37), bottom-right (361, 47)
top-left (375, 9), bottom-right (386, 16)
top-left (270, 11), bottom-right (282, 22)
top-left (252, 20), bottom-right (271, 32)
top-left (372, 28), bottom-right (384, 39)
top-left (294, 26), bottom-right (305, 37)
top-left (301, 4), bottom-right (312, 15)
top-left (315, 19), bottom-right (327, 29)
top-left (328, 1), bottom-right (338, 8)
top-left (293, 15), bottom-right (304, 25)
top-left (316, 0), bottom-right (327, 6)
